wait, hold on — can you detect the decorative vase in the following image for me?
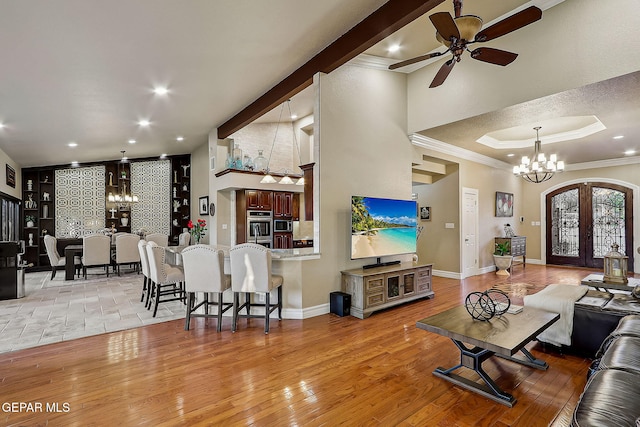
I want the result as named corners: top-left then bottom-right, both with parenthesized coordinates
top-left (494, 255), bottom-right (513, 276)
top-left (120, 216), bottom-right (129, 227)
top-left (254, 150), bottom-right (268, 172)
top-left (26, 221), bottom-right (34, 228)
top-left (43, 205), bottom-right (48, 218)
top-left (28, 233), bottom-right (33, 246)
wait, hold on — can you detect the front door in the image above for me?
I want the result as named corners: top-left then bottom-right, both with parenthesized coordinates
top-left (546, 182), bottom-right (634, 271)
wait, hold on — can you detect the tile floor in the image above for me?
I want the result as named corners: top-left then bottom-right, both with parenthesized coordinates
top-left (0, 269), bottom-right (186, 354)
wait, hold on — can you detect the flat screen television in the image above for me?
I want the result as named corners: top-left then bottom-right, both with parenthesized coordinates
top-left (351, 195), bottom-right (417, 268)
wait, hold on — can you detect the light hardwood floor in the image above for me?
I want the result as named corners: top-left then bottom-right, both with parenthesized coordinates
top-left (0, 264), bottom-right (626, 426)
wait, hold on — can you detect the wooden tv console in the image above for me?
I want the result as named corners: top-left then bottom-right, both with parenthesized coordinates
top-left (341, 262), bottom-right (434, 319)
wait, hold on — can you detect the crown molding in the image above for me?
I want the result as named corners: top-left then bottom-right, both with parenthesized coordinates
top-left (410, 133), bottom-right (511, 170)
top-left (412, 133), bottom-right (640, 172)
top-left (563, 155), bottom-right (640, 171)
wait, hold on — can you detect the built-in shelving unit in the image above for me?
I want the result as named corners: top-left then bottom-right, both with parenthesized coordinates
top-left (104, 161), bottom-right (132, 233)
top-left (21, 168), bottom-right (54, 270)
top-left (170, 154), bottom-right (191, 244)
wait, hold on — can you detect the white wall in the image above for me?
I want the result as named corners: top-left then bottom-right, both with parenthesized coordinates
top-left (408, 0), bottom-right (640, 134)
top-left (300, 65), bottom-right (412, 308)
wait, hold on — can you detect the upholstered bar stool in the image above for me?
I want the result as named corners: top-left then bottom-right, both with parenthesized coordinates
top-left (181, 245), bottom-right (232, 332)
top-left (145, 241), bottom-right (185, 317)
top-left (138, 240), bottom-right (151, 304)
top-left (145, 233), bottom-right (169, 247)
top-left (229, 243), bottom-right (283, 334)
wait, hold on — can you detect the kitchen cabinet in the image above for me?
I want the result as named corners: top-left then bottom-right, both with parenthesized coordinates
top-left (246, 190), bottom-right (273, 211)
top-left (273, 191), bottom-right (294, 218)
top-left (273, 232), bottom-right (293, 249)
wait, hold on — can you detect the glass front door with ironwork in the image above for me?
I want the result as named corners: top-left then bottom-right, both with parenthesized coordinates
top-left (546, 182), bottom-right (633, 271)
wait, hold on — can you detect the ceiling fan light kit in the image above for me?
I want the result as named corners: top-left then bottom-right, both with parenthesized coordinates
top-left (513, 127), bottom-right (565, 184)
top-left (389, 0), bottom-right (542, 87)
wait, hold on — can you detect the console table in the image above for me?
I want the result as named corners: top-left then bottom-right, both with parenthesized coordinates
top-left (341, 262), bottom-right (434, 319)
top-left (495, 236), bottom-right (526, 270)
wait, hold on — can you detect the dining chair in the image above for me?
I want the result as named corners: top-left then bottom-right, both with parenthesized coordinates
top-left (145, 233), bottom-right (169, 247)
top-left (181, 245), bottom-right (232, 331)
top-left (110, 232), bottom-right (126, 246)
top-left (82, 234), bottom-right (111, 279)
top-left (229, 243), bottom-right (283, 334)
top-left (113, 233), bottom-right (141, 275)
top-left (137, 239), bottom-right (151, 304)
top-left (145, 241), bottom-right (185, 317)
top-left (178, 231), bottom-right (191, 246)
top-left (43, 235), bottom-right (80, 279)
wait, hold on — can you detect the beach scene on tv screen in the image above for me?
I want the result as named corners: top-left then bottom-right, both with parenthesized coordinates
top-left (351, 196), bottom-right (417, 259)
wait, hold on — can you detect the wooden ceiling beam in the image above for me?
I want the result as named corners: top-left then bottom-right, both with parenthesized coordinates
top-left (217, 0), bottom-right (445, 139)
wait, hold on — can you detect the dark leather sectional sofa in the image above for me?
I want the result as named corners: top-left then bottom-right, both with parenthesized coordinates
top-left (571, 289), bottom-right (640, 357)
top-left (571, 315), bottom-right (640, 427)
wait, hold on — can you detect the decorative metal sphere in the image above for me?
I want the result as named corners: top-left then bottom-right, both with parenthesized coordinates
top-left (464, 289), bottom-right (511, 321)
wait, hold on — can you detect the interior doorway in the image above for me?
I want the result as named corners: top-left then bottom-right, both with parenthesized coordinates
top-left (461, 188), bottom-right (479, 278)
top-left (546, 182), bottom-right (634, 271)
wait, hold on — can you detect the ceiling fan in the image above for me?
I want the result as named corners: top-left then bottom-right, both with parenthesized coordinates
top-left (389, 0), bottom-right (542, 87)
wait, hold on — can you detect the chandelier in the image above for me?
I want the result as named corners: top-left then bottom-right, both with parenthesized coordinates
top-left (513, 126), bottom-right (565, 183)
top-left (108, 151), bottom-right (139, 206)
top-left (260, 100), bottom-right (304, 185)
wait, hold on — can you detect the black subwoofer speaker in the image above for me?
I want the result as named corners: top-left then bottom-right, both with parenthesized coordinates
top-left (330, 291), bottom-right (351, 317)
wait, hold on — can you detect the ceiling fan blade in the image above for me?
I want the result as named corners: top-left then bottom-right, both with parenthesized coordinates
top-left (429, 58), bottom-right (456, 88)
top-left (429, 12), bottom-right (460, 42)
top-left (388, 52), bottom-right (445, 70)
top-left (475, 6), bottom-right (542, 42)
top-left (470, 47), bottom-right (518, 66)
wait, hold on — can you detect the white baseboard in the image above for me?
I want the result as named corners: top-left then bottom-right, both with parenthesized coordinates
top-left (432, 269), bottom-right (462, 279)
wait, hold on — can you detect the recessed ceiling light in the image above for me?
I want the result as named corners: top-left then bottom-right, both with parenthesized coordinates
top-left (290, 114), bottom-right (297, 120)
top-left (388, 44), bottom-right (400, 53)
top-left (160, 153), bottom-right (167, 159)
top-left (138, 120), bottom-right (150, 127)
top-left (128, 139), bottom-right (136, 144)
top-left (507, 153), bottom-right (515, 157)
top-left (153, 87), bottom-right (168, 95)
top-left (624, 149), bottom-right (636, 155)
top-left (613, 135), bottom-right (624, 140)
top-left (0, 123), bottom-right (4, 129)
top-left (68, 142), bottom-right (78, 147)
top-left (71, 161), bottom-right (79, 167)
top-left (176, 136), bottom-right (184, 141)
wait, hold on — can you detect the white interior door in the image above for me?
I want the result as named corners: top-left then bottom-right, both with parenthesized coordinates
top-left (462, 188), bottom-right (479, 278)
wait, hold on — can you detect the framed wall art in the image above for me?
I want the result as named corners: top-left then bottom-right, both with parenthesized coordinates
top-left (420, 206), bottom-right (431, 221)
top-left (199, 196), bottom-right (209, 215)
top-left (5, 164), bottom-right (15, 188)
top-left (495, 191), bottom-right (514, 217)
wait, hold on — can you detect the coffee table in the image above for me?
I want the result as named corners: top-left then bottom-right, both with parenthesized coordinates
top-left (416, 305), bottom-right (559, 407)
top-left (580, 273), bottom-right (640, 293)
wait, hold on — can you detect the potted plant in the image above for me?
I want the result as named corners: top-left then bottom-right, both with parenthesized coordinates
top-left (25, 215), bottom-right (36, 228)
top-left (493, 241), bottom-right (513, 276)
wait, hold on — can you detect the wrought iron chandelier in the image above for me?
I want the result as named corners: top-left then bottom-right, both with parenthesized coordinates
top-left (513, 126), bottom-right (565, 183)
top-left (108, 151), bottom-right (138, 206)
